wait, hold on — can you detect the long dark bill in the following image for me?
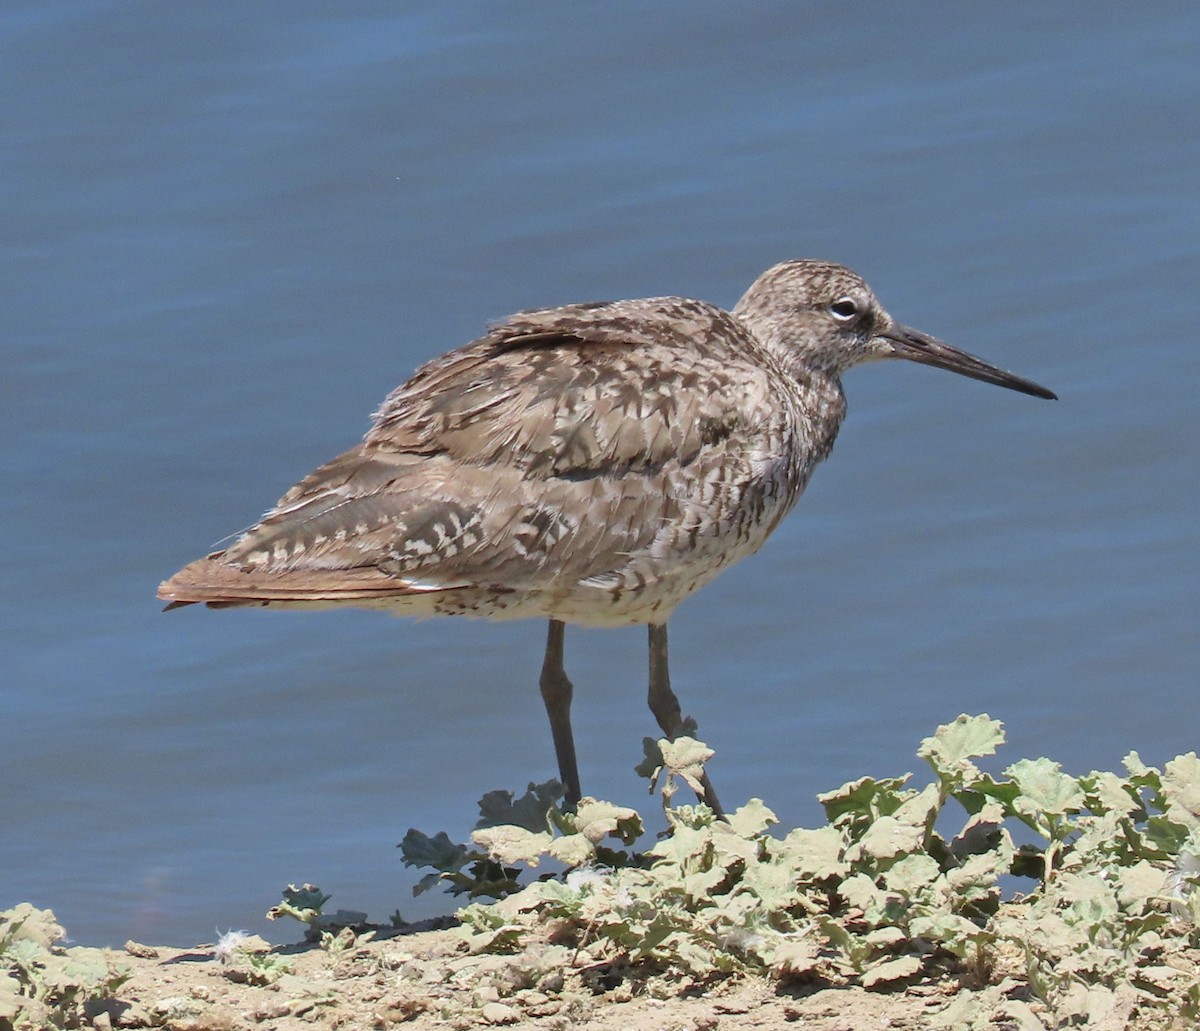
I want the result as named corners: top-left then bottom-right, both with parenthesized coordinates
top-left (883, 325), bottom-right (1057, 400)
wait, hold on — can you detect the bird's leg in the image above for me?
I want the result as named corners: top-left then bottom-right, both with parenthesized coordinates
top-left (539, 618), bottom-right (582, 807)
top-left (646, 622), bottom-right (725, 817)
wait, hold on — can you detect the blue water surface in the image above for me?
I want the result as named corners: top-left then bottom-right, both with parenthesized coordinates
top-left (2, 3), bottom-right (1197, 945)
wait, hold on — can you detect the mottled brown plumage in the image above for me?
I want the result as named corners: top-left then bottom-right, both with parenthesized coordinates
top-left (159, 260), bottom-right (1055, 813)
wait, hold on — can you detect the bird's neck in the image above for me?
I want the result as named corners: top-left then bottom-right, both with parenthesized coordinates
top-left (729, 308), bottom-right (849, 462)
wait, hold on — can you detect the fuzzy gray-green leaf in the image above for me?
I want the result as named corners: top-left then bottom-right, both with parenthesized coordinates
top-left (849, 815), bottom-right (924, 861)
top-left (883, 852), bottom-right (941, 893)
top-left (818, 774), bottom-right (912, 826)
top-left (569, 798), bottom-right (642, 844)
top-left (546, 833), bottom-right (595, 866)
top-left (861, 954), bottom-right (922, 988)
top-left (399, 829), bottom-right (471, 872)
top-left (1161, 753), bottom-right (1200, 827)
top-left (476, 782), bottom-right (560, 833)
top-left (472, 825), bottom-right (554, 866)
top-left (724, 798), bottom-right (777, 838)
top-left (1006, 758), bottom-right (1084, 819)
top-left (775, 825), bottom-right (848, 879)
top-left (919, 714), bottom-right (1004, 785)
top-left (657, 736), bottom-right (715, 794)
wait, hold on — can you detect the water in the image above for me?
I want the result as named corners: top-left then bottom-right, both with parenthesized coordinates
top-left (2, 3), bottom-right (1197, 946)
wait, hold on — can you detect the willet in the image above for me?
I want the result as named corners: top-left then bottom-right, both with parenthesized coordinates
top-left (158, 260), bottom-right (1055, 816)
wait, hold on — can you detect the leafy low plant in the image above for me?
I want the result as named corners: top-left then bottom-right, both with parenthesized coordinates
top-left (0, 904), bottom-right (129, 1031)
top-left (266, 883), bottom-right (371, 946)
top-left (399, 779), bottom-right (644, 900)
top-left (402, 715), bottom-right (1200, 1028)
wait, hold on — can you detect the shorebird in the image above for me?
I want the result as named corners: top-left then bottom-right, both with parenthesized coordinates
top-left (159, 260), bottom-right (1055, 816)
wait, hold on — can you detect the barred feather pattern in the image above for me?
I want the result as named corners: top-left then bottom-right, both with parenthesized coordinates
top-left (158, 263), bottom-right (866, 625)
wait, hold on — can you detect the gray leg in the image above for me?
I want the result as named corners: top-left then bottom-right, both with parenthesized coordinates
top-left (647, 622), bottom-right (725, 817)
top-left (539, 619), bottom-right (581, 806)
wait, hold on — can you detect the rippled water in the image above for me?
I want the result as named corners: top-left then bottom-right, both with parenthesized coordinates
top-left (2, 3), bottom-right (1197, 945)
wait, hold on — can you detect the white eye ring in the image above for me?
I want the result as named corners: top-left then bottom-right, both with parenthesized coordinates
top-left (829, 297), bottom-right (859, 321)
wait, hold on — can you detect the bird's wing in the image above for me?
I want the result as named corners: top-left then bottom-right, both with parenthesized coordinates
top-left (159, 298), bottom-right (783, 604)
top-left (367, 297), bottom-right (759, 477)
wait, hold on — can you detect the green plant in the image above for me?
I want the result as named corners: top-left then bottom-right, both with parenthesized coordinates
top-left (399, 779), bottom-right (642, 900)
top-left (266, 883), bottom-right (370, 944)
top-left (265, 883), bottom-right (331, 926)
top-left (238, 948), bottom-right (295, 986)
top-left (403, 715), bottom-right (1200, 1027)
top-left (0, 904), bottom-right (129, 1030)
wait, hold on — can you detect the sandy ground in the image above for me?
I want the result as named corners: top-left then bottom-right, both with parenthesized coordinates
top-left (79, 918), bottom-right (1032, 1031)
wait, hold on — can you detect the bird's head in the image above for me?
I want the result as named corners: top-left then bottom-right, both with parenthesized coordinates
top-left (733, 259), bottom-right (1056, 400)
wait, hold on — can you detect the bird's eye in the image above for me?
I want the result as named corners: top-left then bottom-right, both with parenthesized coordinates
top-left (829, 297), bottom-right (859, 320)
